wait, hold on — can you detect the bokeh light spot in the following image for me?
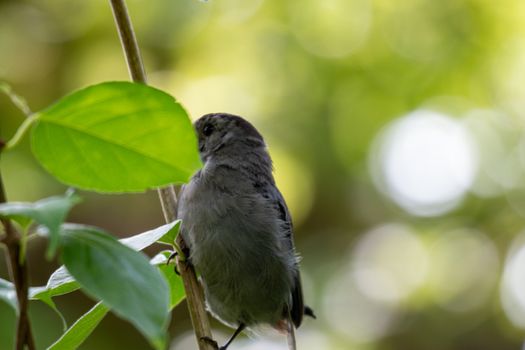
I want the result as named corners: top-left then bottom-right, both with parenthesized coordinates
top-left (501, 233), bottom-right (525, 328)
top-left (371, 109), bottom-right (478, 216)
top-left (213, 0), bottom-right (264, 24)
top-left (379, 0), bottom-right (464, 62)
top-left (491, 37), bottom-right (525, 120)
top-left (169, 74), bottom-right (257, 119)
top-left (353, 224), bottom-right (428, 303)
top-left (465, 109), bottom-right (524, 197)
top-left (324, 272), bottom-right (398, 343)
top-left (428, 229), bottom-right (499, 312)
top-left (289, 0), bottom-right (372, 58)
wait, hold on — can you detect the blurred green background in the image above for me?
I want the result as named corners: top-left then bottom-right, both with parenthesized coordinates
top-left (2, 0), bottom-right (525, 349)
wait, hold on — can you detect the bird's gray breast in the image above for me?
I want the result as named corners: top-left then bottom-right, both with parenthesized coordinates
top-left (178, 167), bottom-right (295, 326)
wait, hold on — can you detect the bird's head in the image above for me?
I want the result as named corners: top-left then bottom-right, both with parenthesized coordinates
top-left (194, 113), bottom-right (266, 163)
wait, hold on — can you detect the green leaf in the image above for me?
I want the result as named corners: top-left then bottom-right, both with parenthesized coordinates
top-left (44, 255), bottom-right (185, 350)
top-left (0, 193), bottom-right (81, 258)
top-left (31, 81), bottom-right (202, 193)
top-left (30, 266), bottom-right (78, 301)
top-left (154, 252), bottom-right (186, 310)
top-left (156, 220), bottom-right (180, 247)
top-left (31, 221), bottom-right (179, 302)
top-left (120, 220), bottom-right (180, 250)
top-left (30, 266), bottom-right (78, 331)
top-left (45, 254), bottom-right (185, 350)
top-left (0, 278), bottom-right (18, 312)
top-left (29, 285), bottom-right (68, 330)
top-left (60, 224), bottom-right (170, 349)
top-left (47, 302), bottom-right (110, 350)
top-left (30, 221), bottom-right (181, 334)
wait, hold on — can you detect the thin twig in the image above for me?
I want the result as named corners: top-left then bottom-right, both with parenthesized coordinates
top-left (0, 144), bottom-right (36, 350)
top-left (108, 1), bottom-right (215, 349)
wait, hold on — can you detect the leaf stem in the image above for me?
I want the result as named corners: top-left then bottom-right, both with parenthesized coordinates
top-left (108, 1), bottom-right (216, 349)
top-left (172, 241), bottom-right (186, 261)
top-left (19, 227), bottom-right (29, 265)
top-left (4, 114), bottom-right (39, 151)
top-left (0, 82), bottom-right (32, 117)
top-left (0, 143), bottom-right (36, 350)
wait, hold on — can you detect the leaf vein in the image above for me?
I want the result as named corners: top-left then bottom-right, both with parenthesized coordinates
top-left (39, 120), bottom-right (196, 175)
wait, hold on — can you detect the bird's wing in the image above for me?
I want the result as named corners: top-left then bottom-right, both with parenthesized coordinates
top-left (271, 188), bottom-right (305, 329)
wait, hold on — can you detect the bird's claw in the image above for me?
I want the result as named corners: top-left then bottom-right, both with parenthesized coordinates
top-left (166, 251), bottom-right (181, 275)
top-left (166, 251), bottom-right (178, 265)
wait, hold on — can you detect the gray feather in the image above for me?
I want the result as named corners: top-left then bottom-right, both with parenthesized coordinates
top-left (177, 113), bottom-right (310, 344)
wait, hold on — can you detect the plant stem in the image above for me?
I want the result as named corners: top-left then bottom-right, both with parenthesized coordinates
top-left (0, 82), bottom-right (32, 117)
top-left (0, 147), bottom-right (35, 350)
top-left (108, 1), bottom-right (215, 349)
top-left (4, 114), bottom-right (39, 151)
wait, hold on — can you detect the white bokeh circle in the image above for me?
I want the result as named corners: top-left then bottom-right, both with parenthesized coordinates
top-left (371, 110), bottom-right (478, 216)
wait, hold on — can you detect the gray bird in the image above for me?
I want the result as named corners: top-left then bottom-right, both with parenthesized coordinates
top-left (177, 113), bottom-right (315, 350)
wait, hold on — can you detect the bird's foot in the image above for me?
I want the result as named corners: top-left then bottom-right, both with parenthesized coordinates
top-left (166, 251), bottom-right (178, 265)
top-left (166, 244), bottom-right (191, 275)
top-left (166, 251), bottom-right (181, 275)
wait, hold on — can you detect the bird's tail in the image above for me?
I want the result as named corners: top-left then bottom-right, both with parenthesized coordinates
top-left (286, 312), bottom-right (297, 350)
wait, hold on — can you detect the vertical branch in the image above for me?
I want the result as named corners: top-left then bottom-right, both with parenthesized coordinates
top-left (108, 1), bottom-right (215, 349)
top-left (0, 148), bottom-right (35, 350)
top-left (107, 1), bottom-right (146, 84)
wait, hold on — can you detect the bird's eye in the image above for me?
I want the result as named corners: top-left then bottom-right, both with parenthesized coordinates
top-left (202, 123), bottom-right (214, 136)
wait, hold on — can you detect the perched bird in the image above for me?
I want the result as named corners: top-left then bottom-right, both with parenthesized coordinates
top-left (177, 113), bottom-right (315, 350)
